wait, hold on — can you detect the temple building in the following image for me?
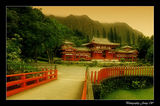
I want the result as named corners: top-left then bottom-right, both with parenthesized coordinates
top-left (61, 41), bottom-right (91, 61)
top-left (61, 37), bottom-right (138, 62)
top-left (115, 46), bottom-right (138, 62)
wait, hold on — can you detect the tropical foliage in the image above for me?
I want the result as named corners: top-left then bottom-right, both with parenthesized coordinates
top-left (7, 7), bottom-right (153, 74)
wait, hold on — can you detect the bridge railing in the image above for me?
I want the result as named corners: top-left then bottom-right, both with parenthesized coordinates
top-left (91, 66), bottom-right (154, 84)
top-left (6, 68), bottom-right (58, 97)
top-left (81, 70), bottom-right (87, 100)
top-left (81, 68), bottom-right (94, 100)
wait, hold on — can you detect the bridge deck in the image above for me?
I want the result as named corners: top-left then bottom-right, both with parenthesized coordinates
top-left (7, 65), bottom-right (87, 100)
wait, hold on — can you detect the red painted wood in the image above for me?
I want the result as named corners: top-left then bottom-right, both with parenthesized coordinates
top-left (81, 71), bottom-right (87, 100)
top-left (91, 71), bottom-right (93, 83)
top-left (7, 69), bottom-right (57, 97)
top-left (90, 65), bottom-right (154, 91)
top-left (97, 71), bottom-right (100, 84)
top-left (140, 67), bottom-right (141, 76)
top-left (128, 67), bottom-right (130, 76)
top-left (94, 71), bottom-right (96, 84)
top-left (135, 67), bottom-right (137, 76)
top-left (115, 67), bottom-right (117, 77)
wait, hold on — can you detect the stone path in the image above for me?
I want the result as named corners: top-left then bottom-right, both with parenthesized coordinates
top-left (7, 65), bottom-right (87, 100)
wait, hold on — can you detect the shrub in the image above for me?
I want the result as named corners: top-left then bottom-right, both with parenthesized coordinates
top-left (54, 60), bottom-right (62, 64)
top-left (79, 58), bottom-right (85, 61)
top-left (120, 58), bottom-right (125, 62)
top-left (88, 61), bottom-right (98, 67)
top-left (93, 76), bottom-right (153, 99)
top-left (37, 57), bottom-right (48, 62)
top-left (131, 80), bottom-right (141, 89)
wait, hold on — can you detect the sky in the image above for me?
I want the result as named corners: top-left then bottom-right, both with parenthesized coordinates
top-left (33, 6), bottom-right (154, 37)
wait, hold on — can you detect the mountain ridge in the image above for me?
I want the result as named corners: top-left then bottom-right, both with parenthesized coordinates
top-left (48, 14), bottom-right (146, 46)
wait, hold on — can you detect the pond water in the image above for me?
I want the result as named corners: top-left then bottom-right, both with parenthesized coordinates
top-left (103, 87), bottom-right (154, 100)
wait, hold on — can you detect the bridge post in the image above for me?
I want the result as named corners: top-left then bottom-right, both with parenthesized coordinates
top-left (97, 71), bottom-right (99, 84)
top-left (151, 66), bottom-right (153, 76)
top-left (140, 66), bottom-right (141, 76)
top-left (122, 66), bottom-right (125, 76)
top-left (135, 67), bottom-right (137, 76)
top-left (50, 69), bottom-right (52, 79)
top-left (94, 71), bottom-right (96, 84)
top-left (137, 66), bottom-right (139, 76)
top-left (111, 67), bottom-right (113, 77)
top-left (91, 71), bottom-right (93, 83)
top-left (129, 67), bottom-right (132, 77)
top-left (148, 67), bottom-right (150, 76)
top-left (45, 71), bottom-right (48, 80)
top-left (54, 65), bottom-right (58, 79)
top-left (114, 67), bottom-right (116, 77)
top-left (145, 66), bottom-right (147, 76)
top-left (21, 74), bottom-right (26, 87)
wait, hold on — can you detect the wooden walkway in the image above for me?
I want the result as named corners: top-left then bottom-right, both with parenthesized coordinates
top-left (7, 65), bottom-right (86, 100)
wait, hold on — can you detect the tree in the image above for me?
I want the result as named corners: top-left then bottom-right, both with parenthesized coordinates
top-left (126, 31), bottom-right (131, 45)
top-left (137, 35), bottom-right (153, 63)
top-left (96, 30), bottom-right (100, 38)
top-left (145, 35), bottom-right (154, 63)
top-left (7, 8), bottom-right (20, 38)
top-left (7, 34), bottom-right (23, 74)
top-left (109, 27), bottom-right (114, 42)
top-left (146, 44), bottom-right (153, 63)
top-left (102, 28), bottom-right (106, 38)
top-left (7, 34), bottom-right (22, 63)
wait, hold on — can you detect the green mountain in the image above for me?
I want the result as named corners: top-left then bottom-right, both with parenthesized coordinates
top-left (49, 14), bottom-right (145, 46)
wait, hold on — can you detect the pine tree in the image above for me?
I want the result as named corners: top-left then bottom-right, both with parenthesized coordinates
top-left (97, 30), bottom-right (100, 38)
top-left (102, 28), bottom-right (106, 38)
top-left (113, 27), bottom-right (117, 42)
top-left (126, 31), bottom-right (131, 45)
top-left (110, 27), bottom-right (114, 42)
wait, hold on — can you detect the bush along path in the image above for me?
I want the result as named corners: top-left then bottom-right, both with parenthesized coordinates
top-left (98, 76), bottom-right (153, 99)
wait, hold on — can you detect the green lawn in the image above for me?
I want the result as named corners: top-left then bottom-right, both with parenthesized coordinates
top-left (103, 87), bottom-right (154, 100)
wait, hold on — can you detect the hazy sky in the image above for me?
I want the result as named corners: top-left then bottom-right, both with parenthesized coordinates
top-left (33, 6), bottom-right (154, 37)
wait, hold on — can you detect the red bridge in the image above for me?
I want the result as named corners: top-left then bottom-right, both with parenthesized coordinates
top-left (7, 68), bottom-right (58, 97)
top-left (82, 66), bottom-right (154, 99)
top-left (7, 66), bottom-right (154, 100)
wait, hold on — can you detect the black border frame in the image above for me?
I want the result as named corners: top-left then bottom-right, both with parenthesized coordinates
top-left (1, 0), bottom-right (160, 105)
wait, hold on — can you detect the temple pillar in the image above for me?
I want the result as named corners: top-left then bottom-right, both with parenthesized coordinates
top-left (64, 55), bottom-right (66, 61)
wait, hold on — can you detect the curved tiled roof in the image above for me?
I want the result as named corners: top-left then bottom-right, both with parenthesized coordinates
top-left (63, 40), bottom-right (74, 45)
top-left (82, 37), bottom-right (120, 46)
top-left (74, 47), bottom-right (90, 51)
top-left (116, 49), bottom-right (138, 53)
top-left (121, 45), bottom-right (133, 49)
top-left (91, 37), bottom-right (120, 45)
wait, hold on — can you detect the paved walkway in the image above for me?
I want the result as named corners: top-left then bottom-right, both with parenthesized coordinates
top-left (7, 65), bottom-right (87, 100)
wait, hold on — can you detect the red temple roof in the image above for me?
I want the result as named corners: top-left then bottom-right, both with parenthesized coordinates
top-left (74, 47), bottom-right (90, 51)
top-left (116, 50), bottom-right (138, 53)
top-left (82, 37), bottom-right (120, 46)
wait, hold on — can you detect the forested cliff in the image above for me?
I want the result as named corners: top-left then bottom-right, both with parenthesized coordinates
top-left (7, 7), bottom-right (153, 64)
top-left (50, 15), bottom-right (146, 46)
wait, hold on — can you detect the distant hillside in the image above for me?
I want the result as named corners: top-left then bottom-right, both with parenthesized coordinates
top-left (49, 15), bottom-right (145, 46)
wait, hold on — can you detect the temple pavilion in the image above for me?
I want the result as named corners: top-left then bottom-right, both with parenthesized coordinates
top-left (61, 37), bottom-right (138, 61)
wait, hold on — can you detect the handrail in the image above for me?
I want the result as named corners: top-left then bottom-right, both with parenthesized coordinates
top-left (91, 66), bottom-right (154, 84)
top-left (7, 68), bottom-right (58, 97)
top-left (81, 70), bottom-right (87, 100)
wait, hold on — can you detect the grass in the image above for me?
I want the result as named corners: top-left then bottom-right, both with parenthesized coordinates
top-left (103, 87), bottom-right (154, 100)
